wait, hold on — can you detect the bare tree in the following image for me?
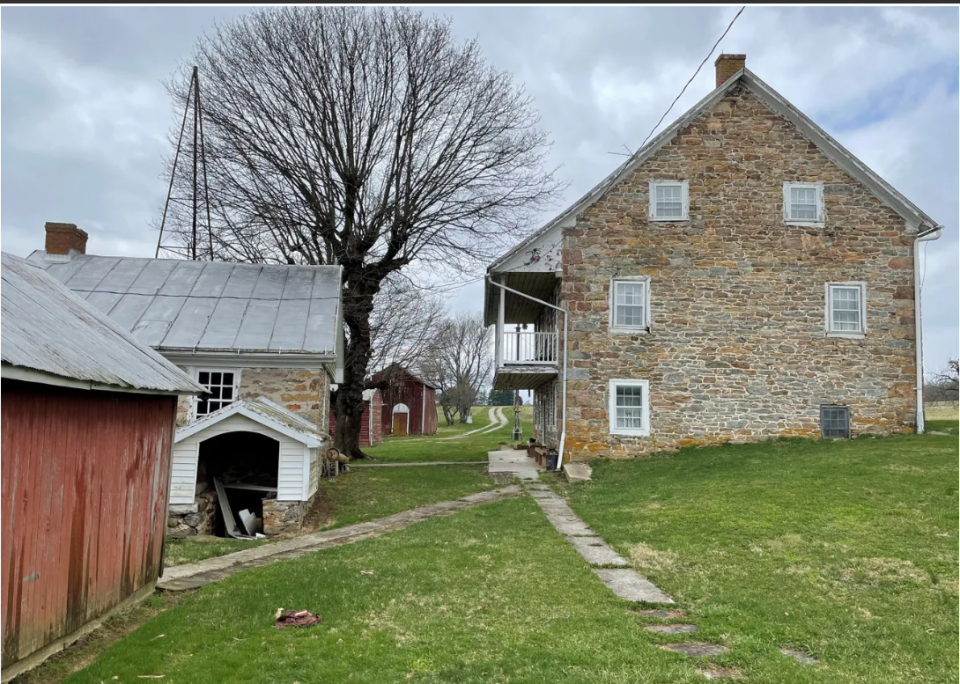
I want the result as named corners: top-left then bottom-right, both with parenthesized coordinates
top-left (368, 274), bottom-right (444, 375)
top-left (160, 6), bottom-right (563, 456)
top-left (925, 359), bottom-right (959, 403)
top-left (421, 313), bottom-right (492, 425)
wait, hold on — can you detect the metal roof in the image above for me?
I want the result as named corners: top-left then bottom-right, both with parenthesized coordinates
top-left (28, 253), bottom-right (343, 356)
top-left (1, 252), bottom-right (203, 394)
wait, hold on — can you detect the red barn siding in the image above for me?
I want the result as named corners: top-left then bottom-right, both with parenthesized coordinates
top-left (1, 381), bottom-right (176, 669)
top-left (380, 379), bottom-right (436, 436)
top-left (328, 391), bottom-right (382, 447)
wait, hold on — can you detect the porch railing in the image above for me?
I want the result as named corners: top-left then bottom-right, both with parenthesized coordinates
top-left (501, 331), bottom-right (558, 365)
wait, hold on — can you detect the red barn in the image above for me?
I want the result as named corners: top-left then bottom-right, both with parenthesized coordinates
top-left (0, 253), bottom-right (202, 680)
top-left (329, 389), bottom-right (382, 447)
top-left (372, 365), bottom-right (438, 437)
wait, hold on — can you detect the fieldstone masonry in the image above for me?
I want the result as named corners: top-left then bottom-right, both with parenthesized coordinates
top-left (167, 490), bottom-right (217, 537)
top-left (560, 83), bottom-right (918, 460)
top-left (262, 498), bottom-right (305, 536)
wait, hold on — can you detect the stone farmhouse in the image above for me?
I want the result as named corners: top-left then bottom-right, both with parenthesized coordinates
top-left (29, 224), bottom-right (344, 536)
top-left (484, 55), bottom-right (943, 463)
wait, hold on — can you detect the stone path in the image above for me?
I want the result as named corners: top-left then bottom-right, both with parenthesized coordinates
top-left (350, 461), bottom-right (487, 468)
top-left (523, 482), bottom-right (674, 604)
top-left (158, 485), bottom-right (522, 591)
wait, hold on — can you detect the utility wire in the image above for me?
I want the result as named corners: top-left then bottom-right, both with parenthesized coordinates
top-left (634, 6), bottom-right (746, 154)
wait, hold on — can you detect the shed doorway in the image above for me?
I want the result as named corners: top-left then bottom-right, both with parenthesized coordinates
top-left (197, 431), bottom-right (279, 537)
top-left (392, 403), bottom-right (410, 436)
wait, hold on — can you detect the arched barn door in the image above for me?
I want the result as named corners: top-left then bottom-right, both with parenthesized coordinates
top-left (392, 403), bottom-right (410, 436)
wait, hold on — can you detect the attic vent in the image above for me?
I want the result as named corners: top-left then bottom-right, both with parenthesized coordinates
top-left (820, 405), bottom-right (851, 439)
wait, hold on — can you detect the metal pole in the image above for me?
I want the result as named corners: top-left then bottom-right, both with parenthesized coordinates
top-left (195, 68), bottom-right (214, 260)
top-left (191, 65), bottom-right (199, 261)
top-left (155, 68), bottom-right (195, 258)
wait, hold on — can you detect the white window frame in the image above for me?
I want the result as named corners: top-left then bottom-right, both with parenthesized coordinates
top-left (192, 368), bottom-right (241, 420)
top-left (783, 182), bottom-right (824, 226)
top-left (824, 282), bottom-right (867, 338)
top-left (648, 179), bottom-right (689, 221)
top-left (608, 379), bottom-right (650, 437)
top-left (609, 276), bottom-right (651, 334)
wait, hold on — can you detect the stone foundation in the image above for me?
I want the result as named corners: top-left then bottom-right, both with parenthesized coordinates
top-left (167, 490), bottom-right (217, 537)
top-left (262, 498), bottom-right (305, 536)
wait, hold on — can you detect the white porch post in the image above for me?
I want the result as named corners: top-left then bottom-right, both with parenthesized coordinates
top-left (495, 275), bottom-right (505, 368)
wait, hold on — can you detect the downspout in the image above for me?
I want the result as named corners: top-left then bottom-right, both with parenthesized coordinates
top-left (913, 224), bottom-right (943, 434)
top-left (487, 277), bottom-right (569, 468)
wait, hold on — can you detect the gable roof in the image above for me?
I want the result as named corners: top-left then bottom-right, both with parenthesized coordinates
top-left (1, 252), bottom-right (203, 394)
top-left (174, 397), bottom-right (324, 446)
top-left (489, 67), bottom-right (942, 274)
top-left (369, 363), bottom-right (437, 390)
top-left (27, 252), bottom-right (343, 356)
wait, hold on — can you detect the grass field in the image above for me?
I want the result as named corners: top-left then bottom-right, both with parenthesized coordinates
top-left (58, 429), bottom-right (956, 684)
top-left (364, 404), bottom-right (533, 463)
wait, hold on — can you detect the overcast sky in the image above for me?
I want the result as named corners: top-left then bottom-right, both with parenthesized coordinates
top-left (2, 6), bottom-right (957, 372)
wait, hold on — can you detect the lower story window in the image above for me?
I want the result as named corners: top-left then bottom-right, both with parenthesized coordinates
top-left (608, 379), bottom-right (649, 436)
top-left (820, 405), bottom-right (851, 439)
top-left (196, 370), bottom-right (239, 417)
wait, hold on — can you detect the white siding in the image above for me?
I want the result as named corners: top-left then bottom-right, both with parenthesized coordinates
top-left (170, 442), bottom-right (199, 505)
top-left (171, 413), bottom-right (311, 504)
top-left (307, 446), bottom-right (320, 498)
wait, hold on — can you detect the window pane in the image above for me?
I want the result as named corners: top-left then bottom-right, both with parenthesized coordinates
top-left (790, 186), bottom-right (818, 220)
top-left (198, 371), bottom-right (209, 385)
top-left (222, 372), bottom-right (235, 386)
top-left (831, 287), bottom-right (861, 331)
top-left (655, 185), bottom-right (683, 218)
top-left (613, 384), bottom-right (645, 431)
top-left (821, 406), bottom-right (850, 438)
top-left (615, 282), bottom-right (645, 327)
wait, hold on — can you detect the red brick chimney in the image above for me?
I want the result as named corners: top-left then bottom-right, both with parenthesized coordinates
top-left (715, 54), bottom-right (746, 87)
top-left (45, 222), bottom-right (88, 256)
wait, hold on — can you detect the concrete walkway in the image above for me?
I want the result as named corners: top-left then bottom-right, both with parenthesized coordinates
top-left (524, 483), bottom-right (674, 604)
top-left (159, 485), bottom-right (522, 591)
top-left (488, 449), bottom-right (541, 481)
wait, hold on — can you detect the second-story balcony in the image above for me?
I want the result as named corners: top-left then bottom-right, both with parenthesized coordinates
top-left (501, 330), bottom-right (558, 365)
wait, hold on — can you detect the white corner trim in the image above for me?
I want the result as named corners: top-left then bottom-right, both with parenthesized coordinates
top-left (824, 281), bottom-right (868, 337)
top-left (648, 179), bottom-right (690, 222)
top-left (608, 378), bottom-right (650, 437)
top-left (608, 276), bottom-right (652, 334)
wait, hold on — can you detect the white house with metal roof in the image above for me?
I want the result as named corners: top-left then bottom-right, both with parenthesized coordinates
top-left (26, 223), bottom-right (346, 537)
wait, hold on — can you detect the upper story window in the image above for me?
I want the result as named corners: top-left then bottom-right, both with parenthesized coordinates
top-left (610, 277), bottom-right (650, 333)
top-left (608, 379), bottom-right (650, 437)
top-left (195, 369), bottom-right (239, 417)
top-left (825, 282), bottom-right (866, 337)
top-left (649, 180), bottom-right (689, 221)
top-left (784, 182), bottom-right (824, 225)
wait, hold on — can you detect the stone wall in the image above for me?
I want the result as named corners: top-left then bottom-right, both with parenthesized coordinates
top-left (262, 498), bottom-right (305, 536)
top-left (239, 367), bottom-right (330, 431)
top-left (561, 83), bottom-right (918, 460)
top-left (167, 490), bottom-right (217, 537)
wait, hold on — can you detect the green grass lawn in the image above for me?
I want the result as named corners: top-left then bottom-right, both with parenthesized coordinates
top-left (364, 405), bottom-right (534, 463)
top-left (66, 431), bottom-right (955, 683)
top-left (552, 431), bottom-right (959, 683)
top-left (163, 466), bottom-right (497, 567)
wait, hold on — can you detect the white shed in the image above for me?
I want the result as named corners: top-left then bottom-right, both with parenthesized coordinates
top-left (171, 397), bottom-right (324, 506)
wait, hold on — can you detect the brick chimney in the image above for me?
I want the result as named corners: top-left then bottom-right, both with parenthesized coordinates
top-left (715, 54), bottom-right (746, 87)
top-left (45, 222), bottom-right (88, 256)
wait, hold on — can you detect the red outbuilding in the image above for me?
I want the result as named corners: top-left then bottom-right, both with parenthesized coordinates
top-left (328, 388), bottom-right (383, 447)
top-left (0, 253), bottom-right (202, 679)
top-left (371, 365), bottom-right (438, 437)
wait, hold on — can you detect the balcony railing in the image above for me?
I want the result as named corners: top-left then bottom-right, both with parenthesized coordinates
top-left (501, 331), bottom-right (558, 365)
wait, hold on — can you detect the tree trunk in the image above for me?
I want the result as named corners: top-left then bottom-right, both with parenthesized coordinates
top-left (332, 286), bottom-right (376, 459)
top-left (458, 404), bottom-right (472, 424)
top-left (442, 405), bottom-right (457, 427)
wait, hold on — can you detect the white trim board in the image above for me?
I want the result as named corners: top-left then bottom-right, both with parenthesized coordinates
top-left (175, 400), bottom-right (322, 447)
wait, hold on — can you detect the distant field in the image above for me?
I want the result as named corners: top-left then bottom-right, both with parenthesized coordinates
top-left (926, 402), bottom-right (959, 421)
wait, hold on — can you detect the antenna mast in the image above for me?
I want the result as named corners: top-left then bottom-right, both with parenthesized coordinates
top-left (156, 66), bottom-right (214, 260)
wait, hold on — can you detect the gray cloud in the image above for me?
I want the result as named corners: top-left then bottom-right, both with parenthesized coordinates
top-left (2, 6), bottom-right (956, 370)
